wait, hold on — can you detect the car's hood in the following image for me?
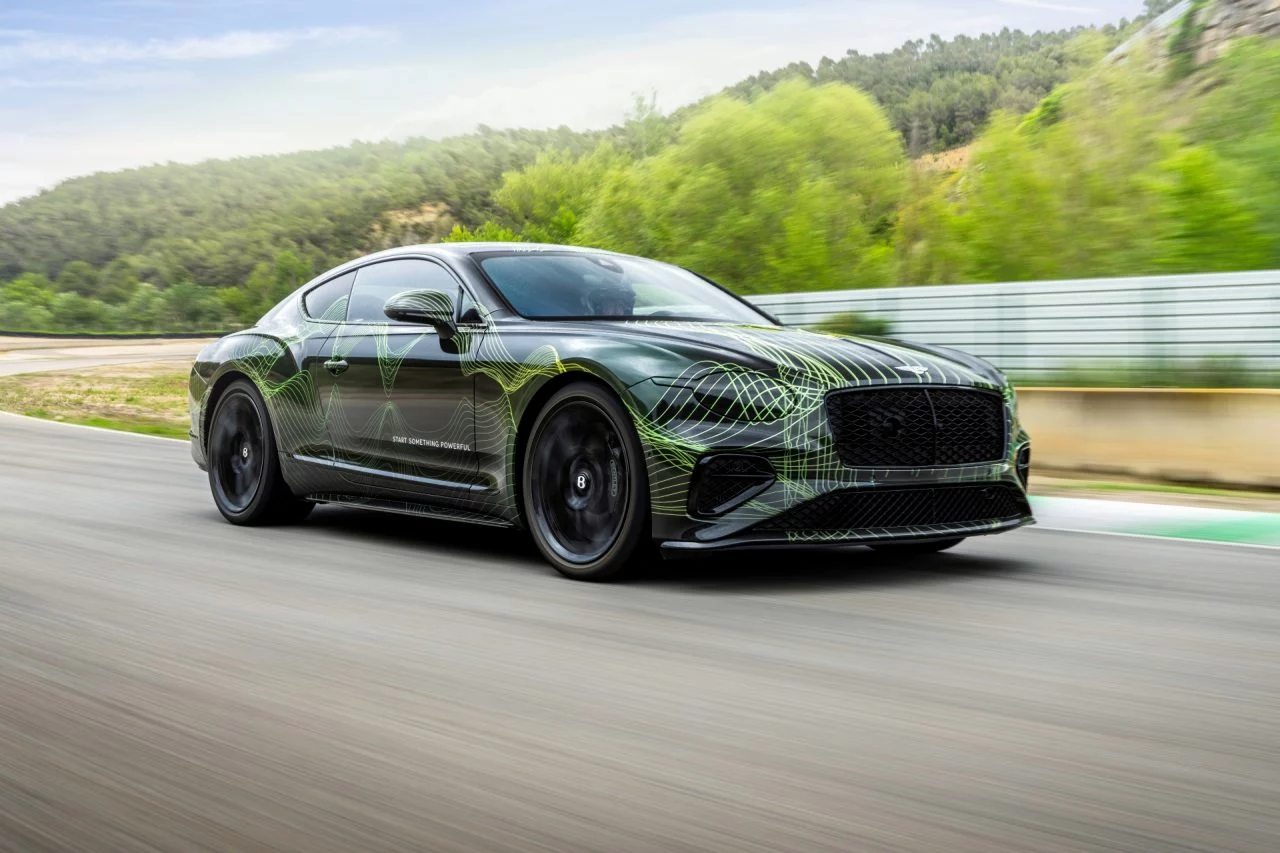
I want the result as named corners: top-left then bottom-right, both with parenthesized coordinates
top-left (597, 321), bottom-right (1005, 390)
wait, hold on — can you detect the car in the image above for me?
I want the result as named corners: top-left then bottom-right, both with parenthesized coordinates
top-left (189, 243), bottom-right (1034, 580)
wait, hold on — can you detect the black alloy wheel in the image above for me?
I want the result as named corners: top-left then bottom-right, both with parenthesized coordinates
top-left (523, 383), bottom-right (649, 580)
top-left (208, 379), bottom-right (313, 525)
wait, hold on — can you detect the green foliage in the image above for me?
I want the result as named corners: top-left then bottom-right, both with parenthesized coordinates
top-left (0, 127), bottom-right (603, 290)
top-left (812, 311), bottom-right (895, 337)
top-left (578, 81), bottom-right (905, 293)
top-left (1019, 86), bottom-right (1067, 131)
top-left (494, 144), bottom-right (626, 244)
top-left (894, 46), bottom-right (1280, 283)
top-left (0, 245), bottom-right (321, 332)
top-left (727, 27), bottom-right (1120, 156)
top-left (1146, 142), bottom-right (1271, 272)
top-left (1186, 38), bottom-right (1280, 266)
top-left (56, 261), bottom-right (100, 297)
top-left (1168, 0), bottom-right (1210, 80)
top-left (442, 222), bottom-right (524, 243)
top-left (2, 16), bottom-right (1280, 336)
top-left (1023, 357), bottom-right (1277, 389)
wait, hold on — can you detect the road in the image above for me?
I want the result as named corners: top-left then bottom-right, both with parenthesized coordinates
top-left (0, 338), bottom-right (210, 377)
top-left (1, 414), bottom-right (1277, 852)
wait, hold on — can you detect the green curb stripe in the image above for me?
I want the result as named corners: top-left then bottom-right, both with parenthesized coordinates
top-left (1137, 516), bottom-right (1280, 546)
top-left (1030, 496), bottom-right (1280, 548)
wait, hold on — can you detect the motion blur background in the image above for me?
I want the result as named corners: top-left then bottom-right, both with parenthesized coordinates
top-left (3, 0), bottom-right (1278, 487)
top-left (2, 1), bottom-right (1280, 851)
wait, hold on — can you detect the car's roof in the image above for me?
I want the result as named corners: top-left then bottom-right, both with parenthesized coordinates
top-left (369, 242), bottom-right (628, 261)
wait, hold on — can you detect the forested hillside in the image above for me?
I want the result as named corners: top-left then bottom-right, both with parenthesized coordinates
top-left (725, 28), bottom-right (1096, 156)
top-left (4, 0), bottom-right (1276, 333)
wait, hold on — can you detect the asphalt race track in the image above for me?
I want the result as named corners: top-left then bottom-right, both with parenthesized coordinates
top-left (1, 413), bottom-right (1277, 852)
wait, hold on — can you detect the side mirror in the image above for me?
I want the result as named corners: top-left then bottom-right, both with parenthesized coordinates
top-left (384, 289), bottom-right (456, 338)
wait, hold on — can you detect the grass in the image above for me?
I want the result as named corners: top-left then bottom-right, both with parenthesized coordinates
top-left (0, 362), bottom-right (191, 439)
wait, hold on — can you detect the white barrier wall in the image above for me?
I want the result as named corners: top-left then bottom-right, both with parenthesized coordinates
top-left (746, 270), bottom-right (1280, 378)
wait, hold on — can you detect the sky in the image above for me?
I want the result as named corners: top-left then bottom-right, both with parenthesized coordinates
top-left (0, 0), bottom-right (1149, 204)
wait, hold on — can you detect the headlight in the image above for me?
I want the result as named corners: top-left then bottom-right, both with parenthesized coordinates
top-left (655, 368), bottom-right (795, 423)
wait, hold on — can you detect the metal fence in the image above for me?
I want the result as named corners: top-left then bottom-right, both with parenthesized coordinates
top-left (747, 270), bottom-right (1280, 383)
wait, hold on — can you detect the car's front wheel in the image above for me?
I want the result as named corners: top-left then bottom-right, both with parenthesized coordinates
top-left (522, 382), bottom-right (649, 581)
top-left (207, 378), bottom-right (313, 525)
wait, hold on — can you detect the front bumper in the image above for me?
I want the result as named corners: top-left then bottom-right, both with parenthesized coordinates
top-left (651, 441), bottom-right (1034, 551)
top-left (660, 514), bottom-right (1033, 554)
top-left (191, 430), bottom-right (207, 470)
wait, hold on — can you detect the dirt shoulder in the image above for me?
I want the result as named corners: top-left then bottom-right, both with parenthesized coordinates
top-left (0, 361), bottom-right (191, 438)
top-left (1030, 473), bottom-right (1280, 513)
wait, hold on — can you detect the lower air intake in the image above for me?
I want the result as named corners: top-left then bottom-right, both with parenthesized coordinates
top-left (689, 454), bottom-right (776, 517)
top-left (755, 484), bottom-right (1028, 533)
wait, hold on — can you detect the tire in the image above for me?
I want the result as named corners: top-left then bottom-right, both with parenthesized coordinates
top-left (869, 537), bottom-right (964, 556)
top-left (522, 382), bottom-right (650, 581)
top-left (207, 378), bottom-right (314, 526)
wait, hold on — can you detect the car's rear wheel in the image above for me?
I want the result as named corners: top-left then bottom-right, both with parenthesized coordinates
top-left (208, 378), bottom-right (313, 525)
top-left (523, 383), bottom-right (649, 581)
top-left (869, 537), bottom-right (964, 556)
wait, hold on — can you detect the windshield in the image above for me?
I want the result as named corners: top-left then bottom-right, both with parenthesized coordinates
top-left (474, 250), bottom-right (775, 324)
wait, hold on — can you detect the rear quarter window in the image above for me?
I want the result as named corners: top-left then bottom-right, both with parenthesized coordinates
top-left (303, 271), bottom-right (355, 321)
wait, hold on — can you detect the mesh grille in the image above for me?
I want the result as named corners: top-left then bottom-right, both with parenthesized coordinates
top-left (755, 484), bottom-right (1027, 533)
top-left (690, 455), bottom-right (775, 516)
top-left (930, 389), bottom-right (1007, 465)
top-left (826, 387), bottom-right (1005, 468)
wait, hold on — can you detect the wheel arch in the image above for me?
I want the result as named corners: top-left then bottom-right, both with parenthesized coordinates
top-left (201, 370), bottom-right (255, 453)
top-left (511, 371), bottom-right (633, 530)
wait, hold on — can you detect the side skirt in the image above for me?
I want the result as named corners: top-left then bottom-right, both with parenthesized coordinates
top-left (305, 493), bottom-right (516, 528)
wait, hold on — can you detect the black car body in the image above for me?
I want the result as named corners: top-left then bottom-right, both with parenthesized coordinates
top-left (190, 243), bottom-right (1033, 579)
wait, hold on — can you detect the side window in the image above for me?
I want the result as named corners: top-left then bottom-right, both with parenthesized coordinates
top-left (347, 259), bottom-right (459, 325)
top-left (302, 271), bottom-right (355, 322)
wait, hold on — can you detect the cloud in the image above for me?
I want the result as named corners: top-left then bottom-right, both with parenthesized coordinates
top-left (993, 0), bottom-right (1100, 12)
top-left (0, 70), bottom-right (189, 90)
top-left (342, 2), bottom-right (1007, 141)
top-left (0, 25), bottom-right (383, 66)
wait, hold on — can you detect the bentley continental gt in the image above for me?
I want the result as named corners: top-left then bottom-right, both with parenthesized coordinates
top-left (190, 243), bottom-right (1034, 580)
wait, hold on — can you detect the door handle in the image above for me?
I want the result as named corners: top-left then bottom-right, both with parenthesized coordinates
top-left (324, 358), bottom-right (349, 376)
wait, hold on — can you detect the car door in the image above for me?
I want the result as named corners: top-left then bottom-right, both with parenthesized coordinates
top-left (318, 257), bottom-right (480, 498)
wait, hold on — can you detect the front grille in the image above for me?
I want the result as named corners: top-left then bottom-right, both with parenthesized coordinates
top-left (755, 484), bottom-right (1027, 533)
top-left (690, 454), bottom-right (776, 517)
top-left (826, 387), bottom-right (1005, 468)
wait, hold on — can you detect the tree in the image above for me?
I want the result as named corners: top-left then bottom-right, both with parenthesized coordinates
top-left (893, 44), bottom-right (1280, 284)
top-left (494, 144), bottom-right (626, 243)
top-left (579, 80), bottom-right (905, 293)
top-left (56, 261), bottom-right (101, 297)
top-left (621, 92), bottom-right (673, 159)
top-left (442, 222), bottom-right (523, 243)
top-left (51, 292), bottom-right (109, 329)
top-left (97, 258), bottom-right (141, 304)
top-left (1, 273), bottom-right (57, 309)
top-left (157, 282), bottom-right (228, 331)
top-left (1147, 143), bottom-right (1270, 272)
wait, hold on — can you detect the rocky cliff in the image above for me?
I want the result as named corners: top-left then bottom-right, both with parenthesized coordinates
top-left (1196, 0), bottom-right (1280, 62)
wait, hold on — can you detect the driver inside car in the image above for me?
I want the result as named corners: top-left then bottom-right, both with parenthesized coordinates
top-left (582, 277), bottom-right (636, 317)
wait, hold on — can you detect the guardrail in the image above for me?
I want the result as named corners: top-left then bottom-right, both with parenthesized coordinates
top-left (747, 269), bottom-right (1280, 382)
